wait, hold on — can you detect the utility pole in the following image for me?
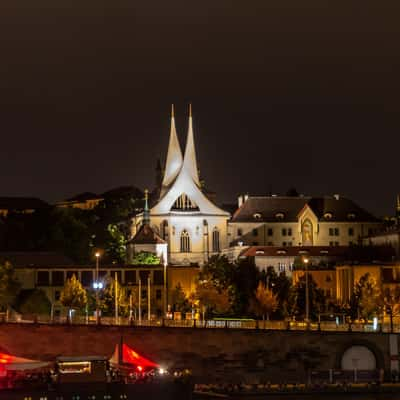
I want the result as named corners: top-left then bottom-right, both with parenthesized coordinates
top-left (147, 275), bottom-right (151, 321)
top-left (304, 258), bottom-right (310, 327)
top-left (95, 252), bottom-right (101, 324)
top-left (114, 271), bottom-right (119, 325)
top-left (138, 279), bottom-right (142, 323)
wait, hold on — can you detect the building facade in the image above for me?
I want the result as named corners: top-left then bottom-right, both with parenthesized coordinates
top-left (131, 106), bottom-right (230, 266)
top-left (229, 194), bottom-right (383, 249)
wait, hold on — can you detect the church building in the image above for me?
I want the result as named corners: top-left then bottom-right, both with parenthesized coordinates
top-left (130, 105), bottom-right (230, 266)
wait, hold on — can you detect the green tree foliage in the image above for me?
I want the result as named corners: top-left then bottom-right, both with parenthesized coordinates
top-left (106, 224), bottom-right (127, 264)
top-left (290, 274), bottom-right (326, 321)
top-left (132, 251), bottom-right (160, 265)
top-left (202, 255), bottom-right (234, 289)
top-left (171, 284), bottom-right (191, 313)
top-left (230, 259), bottom-right (260, 316)
top-left (252, 281), bottom-right (278, 321)
top-left (0, 261), bottom-right (20, 311)
top-left (99, 277), bottom-right (130, 317)
top-left (15, 289), bottom-right (51, 315)
top-left (60, 274), bottom-right (88, 317)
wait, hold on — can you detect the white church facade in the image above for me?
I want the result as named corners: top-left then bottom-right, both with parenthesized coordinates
top-left (129, 106), bottom-right (384, 267)
top-left (130, 106), bottom-right (230, 266)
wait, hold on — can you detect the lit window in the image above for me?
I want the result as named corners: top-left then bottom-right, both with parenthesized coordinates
top-left (347, 213), bottom-right (356, 220)
top-left (180, 230), bottom-right (191, 253)
top-left (171, 194), bottom-right (199, 211)
top-left (212, 228), bottom-right (220, 252)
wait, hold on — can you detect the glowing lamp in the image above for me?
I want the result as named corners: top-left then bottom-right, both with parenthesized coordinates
top-left (137, 365), bottom-right (143, 372)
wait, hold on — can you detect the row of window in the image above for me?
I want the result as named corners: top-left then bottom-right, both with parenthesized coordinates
top-left (239, 227), bottom-right (361, 237)
top-left (179, 229), bottom-right (220, 253)
top-left (36, 270), bottom-right (164, 287)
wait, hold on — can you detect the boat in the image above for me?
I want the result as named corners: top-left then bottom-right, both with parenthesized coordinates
top-left (0, 340), bottom-right (193, 399)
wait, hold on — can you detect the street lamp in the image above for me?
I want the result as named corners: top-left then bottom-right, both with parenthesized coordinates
top-left (304, 257), bottom-right (309, 327)
top-left (93, 252), bottom-right (102, 324)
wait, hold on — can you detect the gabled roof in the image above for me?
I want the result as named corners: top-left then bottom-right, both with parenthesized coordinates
top-left (128, 224), bottom-right (166, 245)
top-left (231, 196), bottom-right (380, 223)
top-left (232, 196), bottom-right (310, 222)
top-left (66, 192), bottom-right (102, 202)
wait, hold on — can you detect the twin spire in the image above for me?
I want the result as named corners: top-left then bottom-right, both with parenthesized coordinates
top-left (161, 104), bottom-right (200, 196)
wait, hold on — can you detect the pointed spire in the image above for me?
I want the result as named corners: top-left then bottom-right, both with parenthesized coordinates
top-left (161, 104), bottom-right (183, 190)
top-left (182, 103), bottom-right (200, 186)
top-left (143, 189), bottom-right (150, 225)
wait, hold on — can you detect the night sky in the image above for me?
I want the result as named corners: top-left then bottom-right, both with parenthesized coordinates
top-left (0, 1), bottom-right (399, 216)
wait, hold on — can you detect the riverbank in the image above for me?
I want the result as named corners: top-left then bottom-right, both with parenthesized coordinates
top-left (194, 382), bottom-right (400, 397)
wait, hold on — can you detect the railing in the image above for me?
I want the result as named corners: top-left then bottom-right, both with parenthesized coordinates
top-left (2, 313), bottom-right (400, 333)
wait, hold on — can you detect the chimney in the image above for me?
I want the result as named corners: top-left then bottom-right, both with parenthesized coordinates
top-left (238, 195), bottom-right (244, 208)
top-left (244, 193), bottom-right (249, 202)
top-left (333, 194), bottom-right (340, 200)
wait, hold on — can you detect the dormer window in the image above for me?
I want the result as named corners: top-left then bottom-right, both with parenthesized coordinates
top-left (275, 212), bottom-right (285, 220)
top-left (255, 250), bottom-right (264, 255)
top-left (171, 193), bottom-right (199, 211)
top-left (277, 250), bottom-right (287, 254)
top-left (347, 213), bottom-right (356, 220)
top-left (324, 212), bottom-right (333, 220)
top-left (299, 250), bottom-right (309, 254)
top-left (253, 213), bottom-right (262, 220)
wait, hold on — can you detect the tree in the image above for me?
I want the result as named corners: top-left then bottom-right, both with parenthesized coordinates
top-left (106, 224), bottom-right (127, 264)
top-left (0, 261), bottom-right (20, 312)
top-left (60, 274), bottom-right (87, 321)
top-left (290, 275), bottom-right (326, 321)
top-left (359, 274), bottom-right (382, 321)
top-left (100, 277), bottom-right (130, 317)
top-left (195, 278), bottom-right (231, 318)
top-left (132, 251), bottom-right (160, 265)
top-left (348, 273), bottom-right (382, 322)
top-left (171, 284), bottom-right (191, 313)
top-left (202, 255), bottom-right (234, 289)
top-left (273, 272), bottom-right (293, 318)
top-left (15, 289), bottom-right (51, 315)
top-left (253, 281), bottom-right (278, 322)
top-left (383, 287), bottom-right (400, 332)
top-left (230, 258), bottom-right (260, 316)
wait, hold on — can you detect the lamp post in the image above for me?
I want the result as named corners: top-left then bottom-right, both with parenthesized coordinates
top-left (304, 257), bottom-right (309, 327)
top-left (94, 252), bottom-right (101, 324)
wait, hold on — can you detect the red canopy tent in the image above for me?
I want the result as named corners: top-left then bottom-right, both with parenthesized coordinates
top-left (0, 352), bottom-right (49, 375)
top-left (109, 343), bottom-right (159, 371)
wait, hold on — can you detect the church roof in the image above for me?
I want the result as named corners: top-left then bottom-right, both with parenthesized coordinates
top-left (231, 195), bottom-right (380, 223)
top-left (151, 106), bottom-right (230, 217)
top-left (128, 224), bottom-right (166, 245)
top-left (232, 196), bottom-right (310, 222)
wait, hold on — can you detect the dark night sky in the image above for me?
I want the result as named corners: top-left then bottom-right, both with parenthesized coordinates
top-left (0, 1), bottom-right (399, 216)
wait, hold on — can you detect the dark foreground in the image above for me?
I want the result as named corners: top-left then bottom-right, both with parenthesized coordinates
top-left (0, 380), bottom-right (193, 399)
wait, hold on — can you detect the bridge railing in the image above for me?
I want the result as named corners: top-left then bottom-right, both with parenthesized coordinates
top-left (2, 313), bottom-right (400, 333)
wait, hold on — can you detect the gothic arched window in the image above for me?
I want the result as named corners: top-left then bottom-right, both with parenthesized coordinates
top-left (212, 228), bottom-right (220, 252)
top-left (180, 230), bottom-right (191, 253)
top-left (171, 193), bottom-right (199, 211)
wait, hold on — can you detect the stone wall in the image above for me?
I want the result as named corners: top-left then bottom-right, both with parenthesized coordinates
top-left (0, 323), bottom-right (393, 383)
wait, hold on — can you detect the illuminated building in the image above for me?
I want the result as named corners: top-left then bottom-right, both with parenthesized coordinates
top-left (131, 105), bottom-right (230, 266)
